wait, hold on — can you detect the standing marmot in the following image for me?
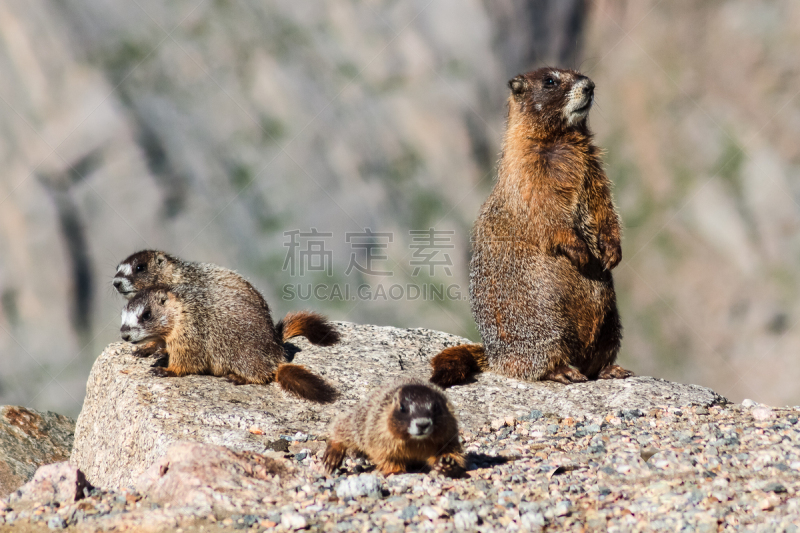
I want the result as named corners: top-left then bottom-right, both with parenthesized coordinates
top-left (120, 283), bottom-right (339, 403)
top-left (430, 68), bottom-right (632, 387)
top-left (113, 250), bottom-right (340, 355)
top-left (322, 378), bottom-right (465, 477)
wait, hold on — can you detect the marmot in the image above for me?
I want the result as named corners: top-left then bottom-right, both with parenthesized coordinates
top-left (322, 378), bottom-right (465, 477)
top-left (113, 250), bottom-right (340, 356)
top-left (120, 283), bottom-right (339, 403)
top-left (114, 250), bottom-right (260, 302)
top-left (430, 68), bottom-right (632, 387)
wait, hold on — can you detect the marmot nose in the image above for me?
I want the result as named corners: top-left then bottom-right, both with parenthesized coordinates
top-left (113, 279), bottom-right (123, 289)
top-left (411, 418), bottom-right (432, 435)
top-left (582, 79), bottom-right (595, 96)
top-left (121, 332), bottom-right (131, 342)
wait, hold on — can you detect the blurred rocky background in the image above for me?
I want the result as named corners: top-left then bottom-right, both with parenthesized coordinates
top-left (0, 0), bottom-right (797, 415)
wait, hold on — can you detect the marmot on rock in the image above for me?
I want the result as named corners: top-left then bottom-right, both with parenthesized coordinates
top-left (120, 282), bottom-right (339, 403)
top-left (113, 250), bottom-right (340, 355)
top-left (322, 378), bottom-right (465, 477)
top-left (115, 250), bottom-right (259, 302)
top-left (430, 68), bottom-right (632, 387)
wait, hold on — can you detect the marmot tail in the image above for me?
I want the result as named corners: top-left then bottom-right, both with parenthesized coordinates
top-left (429, 344), bottom-right (488, 388)
top-left (275, 363), bottom-right (338, 404)
top-left (276, 311), bottom-right (341, 346)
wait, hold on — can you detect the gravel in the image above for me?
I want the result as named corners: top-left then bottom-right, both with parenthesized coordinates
top-left (4, 402), bottom-right (800, 531)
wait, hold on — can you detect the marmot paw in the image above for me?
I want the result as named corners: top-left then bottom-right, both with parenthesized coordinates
top-left (132, 344), bottom-right (161, 358)
top-left (224, 374), bottom-right (249, 385)
top-left (321, 441), bottom-right (347, 475)
top-left (598, 234), bottom-right (622, 270)
top-left (558, 239), bottom-right (591, 269)
top-left (431, 454), bottom-right (467, 478)
top-left (376, 460), bottom-right (407, 476)
top-left (597, 364), bottom-right (633, 379)
top-left (150, 367), bottom-right (177, 378)
top-left (542, 365), bottom-right (588, 384)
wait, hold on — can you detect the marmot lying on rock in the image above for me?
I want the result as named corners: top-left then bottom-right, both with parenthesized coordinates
top-left (322, 378), bottom-right (465, 477)
top-left (120, 283), bottom-right (339, 403)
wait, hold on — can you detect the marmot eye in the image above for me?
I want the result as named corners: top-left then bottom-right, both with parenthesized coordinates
top-left (136, 264), bottom-right (146, 272)
top-left (142, 310), bottom-right (151, 321)
top-left (398, 403), bottom-right (407, 414)
top-left (545, 77), bottom-right (556, 86)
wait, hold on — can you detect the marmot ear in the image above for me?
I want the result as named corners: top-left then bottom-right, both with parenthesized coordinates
top-left (158, 292), bottom-right (168, 305)
top-left (391, 390), bottom-right (402, 405)
top-left (156, 254), bottom-right (165, 265)
top-left (508, 76), bottom-right (527, 96)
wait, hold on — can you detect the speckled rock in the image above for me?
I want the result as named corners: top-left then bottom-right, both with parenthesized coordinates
top-left (135, 441), bottom-right (290, 514)
top-left (71, 322), bottom-right (726, 489)
top-left (8, 403), bottom-right (800, 531)
top-left (0, 406), bottom-right (75, 497)
top-left (5, 462), bottom-right (91, 505)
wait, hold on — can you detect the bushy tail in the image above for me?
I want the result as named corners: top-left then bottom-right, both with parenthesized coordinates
top-left (276, 311), bottom-right (340, 346)
top-left (275, 363), bottom-right (338, 403)
top-left (429, 344), bottom-right (488, 388)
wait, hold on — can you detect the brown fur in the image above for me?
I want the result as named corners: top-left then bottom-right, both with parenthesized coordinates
top-left (276, 311), bottom-right (340, 346)
top-left (430, 68), bottom-right (632, 386)
top-left (429, 344), bottom-right (487, 388)
top-left (113, 250), bottom-right (263, 303)
top-left (275, 363), bottom-right (337, 404)
top-left (114, 250), bottom-right (340, 347)
top-left (322, 378), bottom-right (465, 477)
top-left (121, 284), bottom-right (338, 403)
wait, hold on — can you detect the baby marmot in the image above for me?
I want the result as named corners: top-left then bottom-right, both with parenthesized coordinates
top-left (120, 283), bottom-right (338, 403)
top-left (322, 378), bottom-right (465, 477)
top-left (431, 68), bottom-right (632, 387)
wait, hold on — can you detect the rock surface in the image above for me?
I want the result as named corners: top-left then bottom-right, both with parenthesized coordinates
top-left (5, 402), bottom-right (800, 532)
top-left (135, 442), bottom-right (290, 514)
top-left (0, 406), bottom-right (75, 498)
top-left (5, 462), bottom-right (91, 506)
top-left (71, 322), bottom-right (726, 489)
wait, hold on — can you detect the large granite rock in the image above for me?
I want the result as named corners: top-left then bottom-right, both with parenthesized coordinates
top-left (135, 442), bottom-right (290, 515)
top-left (71, 322), bottom-right (726, 489)
top-left (0, 406), bottom-right (75, 498)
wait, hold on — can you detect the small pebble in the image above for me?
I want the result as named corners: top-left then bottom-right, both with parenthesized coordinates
top-left (399, 505), bottom-right (417, 520)
top-left (554, 501), bottom-right (572, 516)
top-left (336, 474), bottom-right (383, 500)
top-left (453, 510), bottom-right (479, 530)
top-left (764, 482), bottom-right (787, 493)
top-left (521, 511), bottom-right (545, 529)
top-left (47, 516), bottom-right (67, 529)
top-left (752, 408), bottom-right (775, 421)
top-left (419, 505), bottom-right (439, 520)
top-left (281, 512), bottom-right (308, 530)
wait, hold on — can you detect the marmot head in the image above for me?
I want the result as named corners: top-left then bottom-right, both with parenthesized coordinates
top-left (507, 67), bottom-right (595, 135)
top-left (386, 383), bottom-right (453, 442)
top-left (120, 285), bottom-right (175, 343)
top-left (113, 250), bottom-right (177, 299)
